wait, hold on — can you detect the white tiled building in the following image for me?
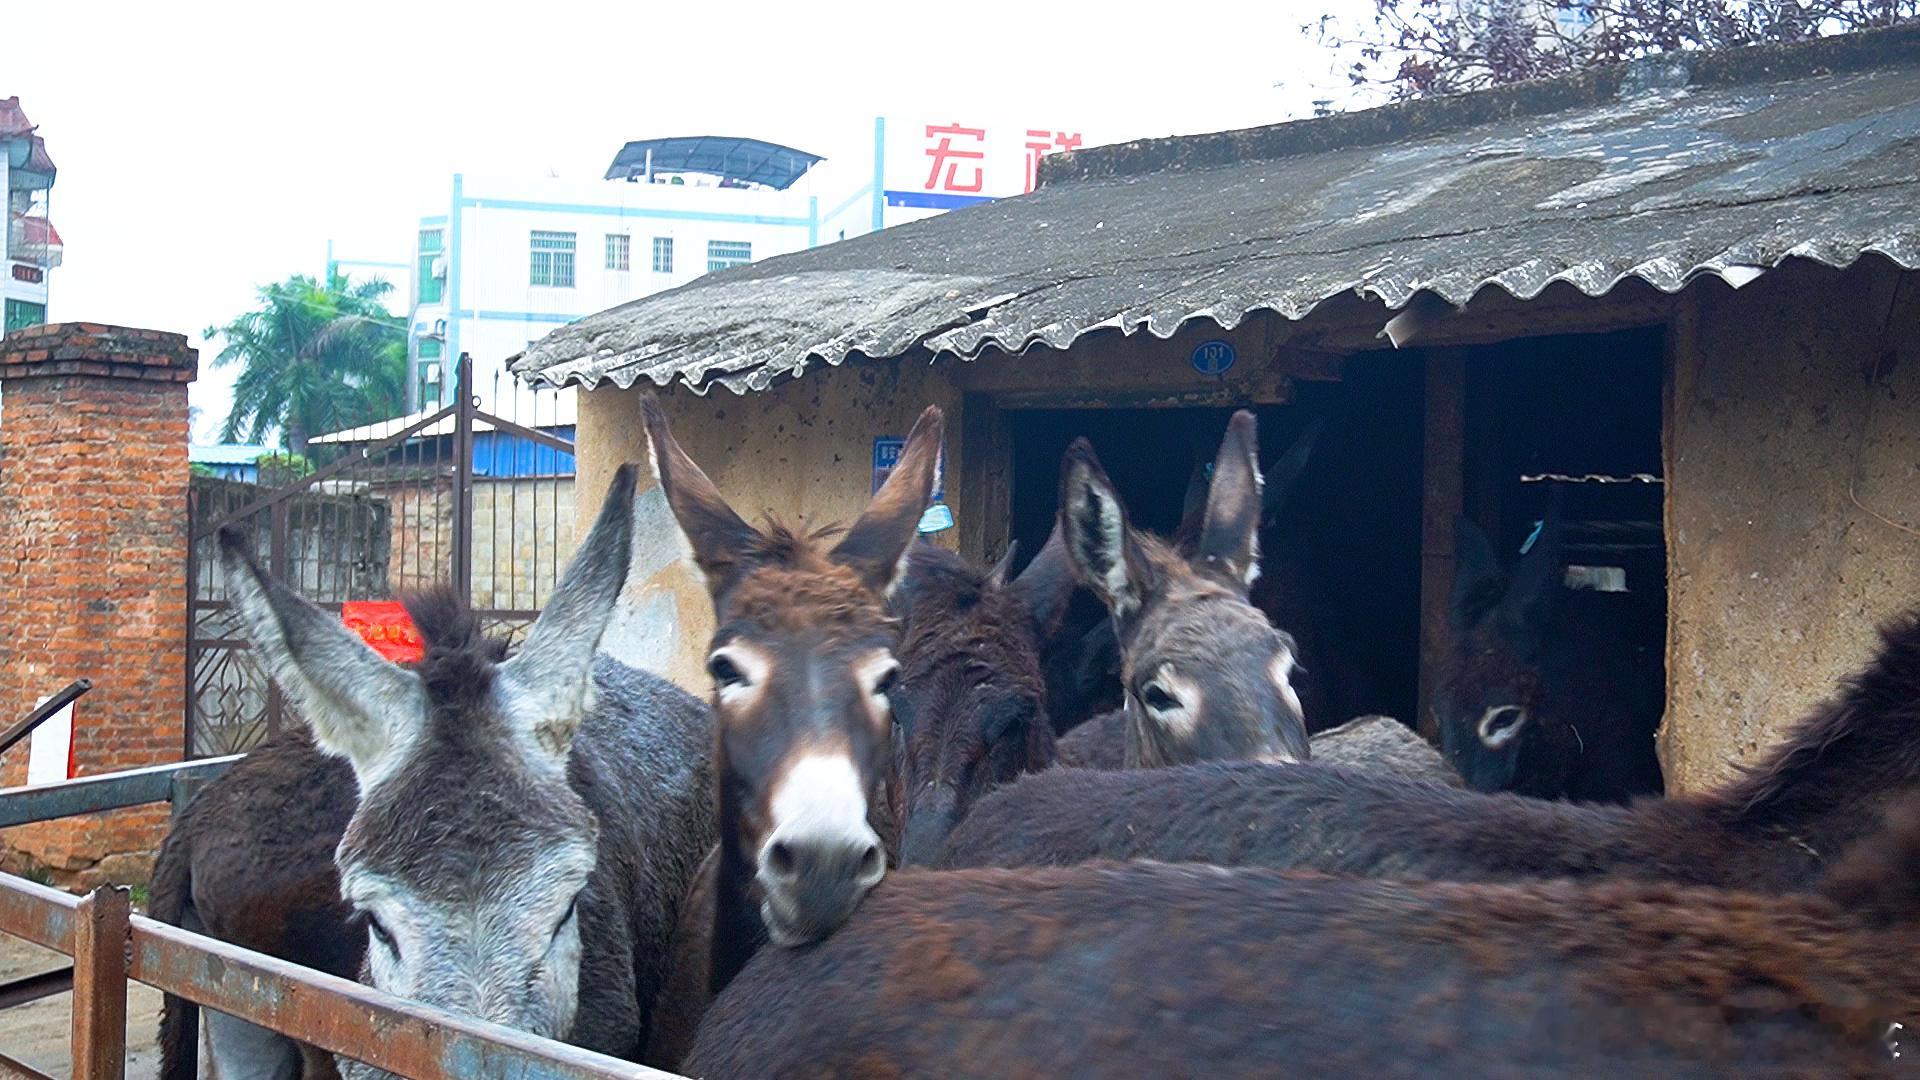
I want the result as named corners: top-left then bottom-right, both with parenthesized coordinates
top-left (405, 137), bottom-right (852, 411)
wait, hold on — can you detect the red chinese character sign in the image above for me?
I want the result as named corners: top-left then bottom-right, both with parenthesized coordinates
top-left (924, 123), bottom-right (987, 193)
top-left (1023, 130), bottom-right (1083, 193)
top-left (342, 600), bottom-right (426, 665)
top-left (880, 116), bottom-right (1093, 225)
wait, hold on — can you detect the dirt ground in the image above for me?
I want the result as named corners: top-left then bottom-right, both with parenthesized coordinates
top-left (0, 932), bottom-right (163, 1077)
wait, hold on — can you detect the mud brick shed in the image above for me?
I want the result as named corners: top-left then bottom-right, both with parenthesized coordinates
top-left (515, 27), bottom-right (1920, 795)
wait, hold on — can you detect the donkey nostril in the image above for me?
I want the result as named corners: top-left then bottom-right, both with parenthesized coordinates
top-left (767, 841), bottom-right (797, 877)
top-left (858, 842), bottom-right (884, 881)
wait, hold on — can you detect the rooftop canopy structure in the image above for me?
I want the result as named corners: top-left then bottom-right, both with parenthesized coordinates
top-left (603, 135), bottom-right (823, 190)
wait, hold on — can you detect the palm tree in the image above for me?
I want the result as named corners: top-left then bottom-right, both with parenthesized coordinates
top-left (208, 271), bottom-right (408, 455)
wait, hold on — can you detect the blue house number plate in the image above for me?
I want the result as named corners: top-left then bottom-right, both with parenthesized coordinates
top-left (873, 436), bottom-right (952, 535)
top-left (1192, 339), bottom-right (1237, 376)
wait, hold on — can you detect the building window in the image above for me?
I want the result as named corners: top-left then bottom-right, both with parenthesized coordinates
top-left (416, 338), bottom-right (445, 406)
top-left (417, 229), bottom-right (445, 304)
top-left (707, 240), bottom-right (752, 272)
top-left (652, 236), bottom-right (673, 274)
top-left (529, 230), bottom-right (576, 287)
top-left (606, 233), bottom-right (631, 272)
top-left (4, 299), bottom-right (47, 335)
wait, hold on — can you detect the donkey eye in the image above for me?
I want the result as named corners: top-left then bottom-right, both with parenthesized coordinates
top-left (363, 912), bottom-right (398, 957)
top-left (551, 895), bottom-right (580, 943)
top-left (1478, 706), bottom-right (1528, 748)
top-left (708, 653), bottom-right (747, 689)
top-left (871, 664), bottom-right (900, 698)
top-left (1141, 684), bottom-right (1181, 712)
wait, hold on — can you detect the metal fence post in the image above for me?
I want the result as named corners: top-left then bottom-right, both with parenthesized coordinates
top-left (265, 498), bottom-right (292, 736)
top-left (452, 352), bottom-right (476, 601)
top-left (70, 886), bottom-right (129, 1080)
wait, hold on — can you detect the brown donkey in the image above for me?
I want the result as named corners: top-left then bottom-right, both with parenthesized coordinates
top-left (645, 537), bottom-right (1067, 1069)
top-left (1054, 410), bottom-right (1311, 769)
top-left (640, 394), bottom-right (942, 994)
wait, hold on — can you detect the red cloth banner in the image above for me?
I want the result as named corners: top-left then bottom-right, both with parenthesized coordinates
top-left (341, 601), bottom-right (425, 664)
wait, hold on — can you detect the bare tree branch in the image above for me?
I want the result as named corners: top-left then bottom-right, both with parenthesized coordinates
top-left (1311, 0), bottom-right (1918, 100)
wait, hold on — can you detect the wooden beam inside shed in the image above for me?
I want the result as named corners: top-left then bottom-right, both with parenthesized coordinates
top-left (1417, 349), bottom-right (1468, 740)
top-left (956, 393), bottom-right (1013, 565)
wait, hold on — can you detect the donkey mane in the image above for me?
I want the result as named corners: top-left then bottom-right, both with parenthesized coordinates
top-left (894, 545), bottom-right (1047, 706)
top-left (400, 586), bottom-right (508, 718)
top-left (745, 517), bottom-right (846, 563)
top-left (1717, 610), bottom-right (1920, 827)
top-left (722, 519), bottom-right (898, 636)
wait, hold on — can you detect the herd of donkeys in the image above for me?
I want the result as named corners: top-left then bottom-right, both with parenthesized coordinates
top-left (148, 397), bottom-right (1920, 1077)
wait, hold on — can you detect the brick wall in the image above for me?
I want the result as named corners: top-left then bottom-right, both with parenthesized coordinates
top-left (0, 322), bottom-right (196, 886)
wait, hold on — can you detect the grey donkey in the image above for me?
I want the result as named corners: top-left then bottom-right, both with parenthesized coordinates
top-left (210, 463), bottom-right (713, 1077)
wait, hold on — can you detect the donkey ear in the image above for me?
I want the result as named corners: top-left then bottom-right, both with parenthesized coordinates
top-left (500, 464), bottom-right (637, 758)
top-left (218, 528), bottom-right (423, 781)
top-left (985, 540), bottom-right (1020, 590)
top-left (1499, 497), bottom-right (1564, 635)
top-left (1262, 415), bottom-right (1324, 525)
top-left (832, 405), bottom-right (944, 596)
top-left (1450, 516), bottom-right (1505, 634)
top-left (1193, 410), bottom-right (1263, 592)
top-left (1059, 439), bottom-right (1153, 621)
top-left (1010, 523), bottom-right (1077, 642)
top-left (641, 392), bottom-right (763, 599)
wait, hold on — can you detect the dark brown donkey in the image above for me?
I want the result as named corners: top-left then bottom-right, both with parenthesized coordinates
top-left (1051, 410), bottom-right (1311, 769)
top-left (148, 729), bottom-right (359, 1080)
top-left (939, 609), bottom-right (1920, 899)
top-left (645, 538), bottom-right (1068, 1069)
top-left (888, 540), bottom-right (1069, 864)
top-left (687, 796), bottom-right (1920, 1079)
top-left (638, 394), bottom-right (942, 995)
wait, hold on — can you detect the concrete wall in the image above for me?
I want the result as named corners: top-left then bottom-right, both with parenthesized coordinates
top-left (472, 476), bottom-right (578, 612)
top-left (1663, 261), bottom-right (1920, 792)
top-left (577, 360), bottom-right (964, 691)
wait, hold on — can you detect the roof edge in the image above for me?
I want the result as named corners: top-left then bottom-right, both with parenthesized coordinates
top-left (1041, 22), bottom-right (1920, 186)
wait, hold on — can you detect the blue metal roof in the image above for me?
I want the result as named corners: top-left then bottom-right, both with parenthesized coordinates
top-left (604, 136), bottom-right (822, 190)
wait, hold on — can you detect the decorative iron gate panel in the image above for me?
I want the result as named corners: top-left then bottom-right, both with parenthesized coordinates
top-left (185, 356), bottom-right (577, 755)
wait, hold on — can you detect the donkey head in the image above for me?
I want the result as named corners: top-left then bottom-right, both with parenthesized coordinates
top-left (1058, 411), bottom-right (1311, 767)
top-left (218, 465), bottom-right (638, 1058)
top-left (1435, 510), bottom-right (1577, 796)
top-left (643, 394), bottom-right (941, 949)
top-left (889, 539), bottom-right (1068, 866)
top-left (1047, 414), bottom-right (1325, 735)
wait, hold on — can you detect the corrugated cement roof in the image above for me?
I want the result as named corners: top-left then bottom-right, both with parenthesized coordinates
top-left (514, 26), bottom-right (1920, 395)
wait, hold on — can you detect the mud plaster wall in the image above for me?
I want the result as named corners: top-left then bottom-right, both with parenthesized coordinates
top-left (576, 361), bottom-right (964, 693)
top-left (1664, 262), bottom-right (1920, 793)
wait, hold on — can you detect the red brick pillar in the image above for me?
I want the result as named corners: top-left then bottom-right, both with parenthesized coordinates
top-left (0, 322), bottom-right (197, 886)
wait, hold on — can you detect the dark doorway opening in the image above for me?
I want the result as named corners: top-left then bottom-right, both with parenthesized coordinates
top-left (1004, 351), bottom-right (1426, 731)
top-left (1460, 327), bottom-right (1669, 794)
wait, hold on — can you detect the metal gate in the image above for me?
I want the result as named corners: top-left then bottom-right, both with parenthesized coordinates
top-left (185, 355), bottom-right (577, 756)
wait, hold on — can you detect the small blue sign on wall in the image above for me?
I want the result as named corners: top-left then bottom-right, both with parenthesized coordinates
top-left (873, 436), bottom-right (952, 534)
top-left (1191, 339), bottom-right (1237, 376)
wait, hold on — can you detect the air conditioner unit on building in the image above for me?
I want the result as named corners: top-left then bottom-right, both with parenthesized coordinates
top-left (430, 256), bottom-right (448, 278)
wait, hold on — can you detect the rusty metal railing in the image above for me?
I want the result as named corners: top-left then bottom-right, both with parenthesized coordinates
top-left (0, 873), bottom-right (678, 1079)
top-left (0, 680), bottom-right (93, 759)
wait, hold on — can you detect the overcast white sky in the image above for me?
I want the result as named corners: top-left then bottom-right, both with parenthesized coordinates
top-left (10, 0), bottom-right (1370, 439)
